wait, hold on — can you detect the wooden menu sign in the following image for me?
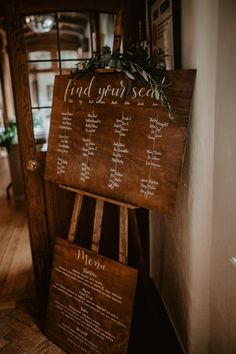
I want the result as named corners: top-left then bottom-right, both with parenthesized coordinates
top-left (45, 237), bottom-right (138, 354)
top-left (44, 70), bottom-right (196, 214)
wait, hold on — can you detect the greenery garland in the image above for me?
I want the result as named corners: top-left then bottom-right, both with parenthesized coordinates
top-left (70, 41), bottom-right (173, 116)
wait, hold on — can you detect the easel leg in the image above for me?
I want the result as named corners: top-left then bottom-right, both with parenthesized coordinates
top-left (119, 206), bottom-right (128, 264)
top-left (128, 209), bottom-right (151, 306)
top-left (91, 199), bottom-right (104, 253)
top-left (68, 193), bottom-right (83, 243)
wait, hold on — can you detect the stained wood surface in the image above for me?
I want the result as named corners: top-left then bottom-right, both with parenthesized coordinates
top-left (45, 237), bottom-right (138, 354)
top-left (6, 3), bottom-right (52, 308)
top-left (67, 193), bottom-right (83, 243)
top-left (91, 199), bottom-right (104, 253)
top-left (14, 0), bottom-right (125, 15)
top-left (112, 9), bottom-right (123, 55)
top-left (119, 206), bottom-right (128, 264)
top-left (44, 70), bottom-right (196, 214)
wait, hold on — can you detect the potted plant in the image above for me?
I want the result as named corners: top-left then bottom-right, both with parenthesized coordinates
top-left (0, 120), bottom-right (24, 200)
top-left (0, 120), bottom-right (17, 151)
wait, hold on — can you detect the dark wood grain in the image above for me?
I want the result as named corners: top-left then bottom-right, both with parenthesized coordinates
top-left (44, 70), bottom-right (196, 214)
top-left (14, 0), bottom-right (126, 15)
top-left (5, 2), bottom-right (52, 317)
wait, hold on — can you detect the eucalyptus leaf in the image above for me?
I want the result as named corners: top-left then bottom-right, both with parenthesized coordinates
top-left (142, 70), bottom-right (149, 82)
top-left (130, 63), bottom-right (137, 72)
top-left (122, 70), bottom-right (136, 80)
top-left (154, 89), bottom-right (160, 100)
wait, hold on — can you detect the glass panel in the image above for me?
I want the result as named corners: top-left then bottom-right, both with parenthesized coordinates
top-left (58, 12), bottom-right (92, 60)
top-left (28, 70), bottom-right (59, 108)
top-left (61, 60), bottom-right (83, 73)
top-left (89, 12), bottom-right (116, 53)
top-left (60, 50), bottom-right (78, 60)
top-left (99, 13), bottom-right (115, 50)
top-left (28, 51), bottom-right (52, 70)
top-left (32, 107), bottom-right (51, 147)
top-left (24, 13), bottom-right (58, 60)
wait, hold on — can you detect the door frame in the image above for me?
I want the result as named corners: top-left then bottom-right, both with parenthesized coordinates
top-left (4, 0), bottom-right (145, 320)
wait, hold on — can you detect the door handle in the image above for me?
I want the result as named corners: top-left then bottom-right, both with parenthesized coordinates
top-left (26, 159), bottom-right (39, 172)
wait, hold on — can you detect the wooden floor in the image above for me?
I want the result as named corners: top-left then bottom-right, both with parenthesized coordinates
top-left (0, 151), bottom-right (35, 305)
top-left (0, 152), bottom-right (65, 353)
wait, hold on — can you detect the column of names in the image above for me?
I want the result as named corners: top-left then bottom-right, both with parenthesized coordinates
top-left (140, 115), bottom-right (168, 198)
top-left (108, 112), bottom-right (131, 190)
top-left (80, 111), bottom-right (101, 182)
top-left (56, 111), bottom-right (73, 175)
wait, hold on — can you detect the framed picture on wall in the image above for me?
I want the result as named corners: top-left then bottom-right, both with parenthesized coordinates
top-left (149, 0), bottom-right (181, 69)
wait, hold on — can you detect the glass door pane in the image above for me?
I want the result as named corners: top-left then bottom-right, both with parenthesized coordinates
top-left (23, 11), bottom-right (116, 148)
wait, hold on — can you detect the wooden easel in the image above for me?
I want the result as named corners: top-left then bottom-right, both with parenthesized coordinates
top-left (60, 185), bottom-right (146, 271)
top-left (60, 184), bottom-right (150, 301)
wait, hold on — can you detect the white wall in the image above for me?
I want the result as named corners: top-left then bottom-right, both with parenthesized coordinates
top-left (210, 1), bottom-right (236, 352)
top-left (181, 1), bottom-right (218, 352)
top-left (150, 0), bottom-right (236, 352)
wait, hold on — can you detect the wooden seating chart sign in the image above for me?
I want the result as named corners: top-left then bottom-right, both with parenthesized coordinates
top-left (44, 70), bottom-right (196, 214)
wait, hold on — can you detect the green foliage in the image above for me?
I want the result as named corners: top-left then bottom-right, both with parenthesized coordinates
top-left (0, 121), bottom-right (17, 151)
top-left (229, 257), bottom-right (236, 267)
top-left (70, 41), bottom-right (173, 116)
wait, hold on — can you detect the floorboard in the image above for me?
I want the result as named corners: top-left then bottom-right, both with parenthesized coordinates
top-left (0, 300), bottom-right (65, 353)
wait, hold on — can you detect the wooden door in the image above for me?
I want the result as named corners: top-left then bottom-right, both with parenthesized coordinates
top-left (4, 0), bottom-right (146, 319)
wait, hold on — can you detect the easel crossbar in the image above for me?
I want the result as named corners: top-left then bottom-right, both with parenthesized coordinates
top-left (59, 184), bottom-right (137, 209)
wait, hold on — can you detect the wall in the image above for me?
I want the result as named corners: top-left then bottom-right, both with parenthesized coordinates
top-left (210, 1), bottom-right (236, 352)
top-left (150, 0), bottom-right (236, 353)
